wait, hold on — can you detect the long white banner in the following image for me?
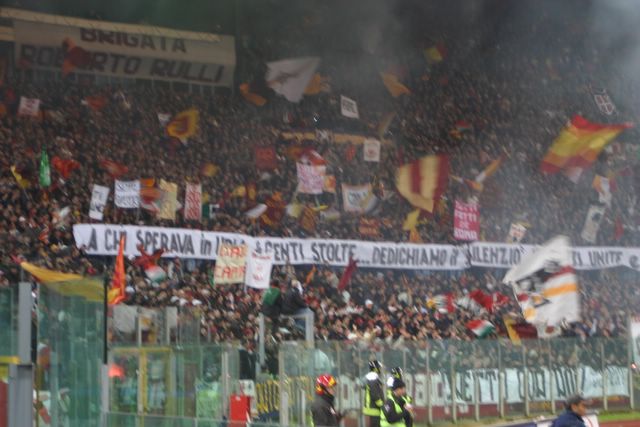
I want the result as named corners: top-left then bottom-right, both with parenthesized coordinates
top-left (335, 366), bottom-right (628, 409)
top-left (14, 20), bottom-right (235, 86)
top-left (72, 224), bottom-right (640, 271)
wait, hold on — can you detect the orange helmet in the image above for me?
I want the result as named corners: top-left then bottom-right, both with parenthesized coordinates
top-left (315, 374), bottom-right (337, 395)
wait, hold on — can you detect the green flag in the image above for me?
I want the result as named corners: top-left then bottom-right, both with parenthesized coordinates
top-left (207, 266), bottom-right (215, 286)
top-left (39, 149), bottom-right (50, 187)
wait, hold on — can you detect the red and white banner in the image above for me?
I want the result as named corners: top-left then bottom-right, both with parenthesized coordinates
top-left (213, 244), bottom-right (247, 284)
top-left (453, 200), bottom-right (479, 241)
top-left (296, 163), bottom-right (326, 194)
top-left (18, 96), bottom-right (41, 117)
top-left (183, 183), bottom-right (202, 221)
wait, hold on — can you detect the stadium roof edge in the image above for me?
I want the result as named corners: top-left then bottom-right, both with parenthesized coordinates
top-left (0, 7), bottom-right (227, 43)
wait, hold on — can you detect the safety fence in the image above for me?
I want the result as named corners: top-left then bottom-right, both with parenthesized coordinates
top-left (105, 338), bottom-right (637, 426)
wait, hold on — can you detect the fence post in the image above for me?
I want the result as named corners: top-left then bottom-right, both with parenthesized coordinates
top-left (523, 345), bottom-right (529, 418)
top-left (601, 340), bottom-right (608, 412)
top-left (450, 355), bottom-right (456, 423)
top-left (426, 343), bottom-right (432, 426)
top-left (549, 340), bottom-right (555, 415)
top-left (279, 348), bottom-right (289, 426)
top-left (498, 342), bottom-right (504, 419)
top-left (474, 369), bottom-right (480, 422)
top-left (628, 320), bottom-right (635, 411)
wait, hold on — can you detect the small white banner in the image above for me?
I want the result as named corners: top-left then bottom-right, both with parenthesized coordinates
top-left (581, 205), bottom-right (605, 244)
top-left (18, 96), bottom-right (41, 117)
top-left (340, 95), bottom-right (359, 119)
top-left (363, 138), bottom-right (381, 162)
top-left (342, 183), bottom-right (376, 214)
top-left (114, 180), bottom-right (140, 209)
top-left (214, 244), bottom-right (247, 284)
top-left (89, 184), bottom-right (110, 220)
top-left (245, 250), bottom-right (274, 289)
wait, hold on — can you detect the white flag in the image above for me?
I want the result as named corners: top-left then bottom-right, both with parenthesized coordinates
top-left (363, 138), bottom-right (381, 162)
top-left (157, 113), bottom-right (171, 126)
top-left (18, 97), bottom-right (41, 117)
top-left (340, 95), bottom-right (359, 119)
top-left (266, 57), bottom-right (320, 103)
top-left (114, 180), bottom-right (140, 209)
top-left (591, 85), bottom-right (617, 116)
top-left (245, 250), bottom-right (274, 289)
top-left (581, 205), bottom-right (605, 244)
top-left (341, 183), bottom-right (377, 214)
top-left (503, 236), bottom-right (580, 335)
top-left (89, 185), bottom-right (110, 220)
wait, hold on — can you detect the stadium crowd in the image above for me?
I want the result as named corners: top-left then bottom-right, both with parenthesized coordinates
top-left (1, 0), bottom-right (640, 349)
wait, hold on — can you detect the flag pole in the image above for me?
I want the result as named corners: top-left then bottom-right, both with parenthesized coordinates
top-left (101, 268), bottom-right (110, 425)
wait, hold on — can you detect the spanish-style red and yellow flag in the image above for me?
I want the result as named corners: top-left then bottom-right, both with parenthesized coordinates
top-left (380, 72), bottom-right (410, 98)
top-left (541, 116), bottom-right (632, 181)
top-left (166, 108), bottom-right (199, 142)
top-left (396, 155), bottom-right (449, 213)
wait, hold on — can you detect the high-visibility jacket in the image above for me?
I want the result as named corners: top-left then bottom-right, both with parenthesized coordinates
top-left (380, 394), bottom-right (406, 427)
top-left (363, 372), bottom-right (384, 416)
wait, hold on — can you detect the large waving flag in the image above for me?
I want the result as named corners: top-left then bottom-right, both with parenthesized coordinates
top-left (396, 155), bottom-right (449, 213)
top-left (20, 262), bottom-right (103, 302)
top-left (166, 109), bottom-right (199, 142)
top-left (266, 57), bottom-right (320, 103)
top-left (541, 116), bottom-right (632, 182)
top-left (503, 235), bottom-right (580, 337)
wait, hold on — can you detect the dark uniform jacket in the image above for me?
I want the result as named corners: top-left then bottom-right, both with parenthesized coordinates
top-left (551, 410), bottom-right (587, 427)
top-left (281, 287), bottom-right (307, 315)
top-left (311, 393), bottom-right (341, 427)
top-left (381, 393), bottom-right (409, 425)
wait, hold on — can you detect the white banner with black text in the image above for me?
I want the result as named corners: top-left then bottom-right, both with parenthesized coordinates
top-left (73, 224), bottom-right (640, 271)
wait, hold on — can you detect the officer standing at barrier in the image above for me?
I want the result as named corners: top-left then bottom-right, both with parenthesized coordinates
top-left (311, 374), bottom-right (342, 427)
top-left (381, 378), bottom-right (412, 427)
top-left (551, 394), bottom-right (588, 427)
top-left (363, 360), bottom-right (385, 427)
top-left (386, 367), bottom-right (413, 427)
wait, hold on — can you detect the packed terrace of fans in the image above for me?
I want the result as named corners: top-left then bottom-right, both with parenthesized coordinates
top-left (1, 0), bottom-right (639, 347)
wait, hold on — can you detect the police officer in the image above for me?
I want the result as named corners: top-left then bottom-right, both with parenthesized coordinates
top-left (386, 367), bottom-right (413, 427)
top-left (363, 360), bottom-right (384, 427)
top-left (311, 374), bottom-right (342, 427)
top-left (381, 378), bottom-right (411, 427)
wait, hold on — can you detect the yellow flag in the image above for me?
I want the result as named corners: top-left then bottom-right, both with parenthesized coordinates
top-left (11, 166), bottom-right (30, 189)
top-left (380, 72), bottom-right (410, 98)
top-left (403, 209), bottom-right (421, 231)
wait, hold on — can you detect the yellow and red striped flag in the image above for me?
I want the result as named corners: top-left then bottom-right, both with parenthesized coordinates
top-left (108, 235), bottom-right (126, 305)
top-left (541, 115), bottom-right (632, 182)
top-left (396, 155), bottom-right (449, 214)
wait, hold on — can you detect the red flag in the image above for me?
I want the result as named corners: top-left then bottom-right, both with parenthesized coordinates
top-left (469, 289), bottom-right (494, 312)
top-left (99, 159), bottom-right (128, 179)
top-left (133, 244), bottom-right (165, 269)
top-left (83, 95), bottom-right (107, 111)
top-left (614, 217), bottom-right (624, 241)
top-left (62, 38), bottom-right (93, 76)
top-left (260, 193), bottom-right (285, 228)
top-left (51, 156), bottom-right (80, 179)
top-left (108, 235), bottom-right (126, 305)
top-left (338, 258), bottom-right (358, 292)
